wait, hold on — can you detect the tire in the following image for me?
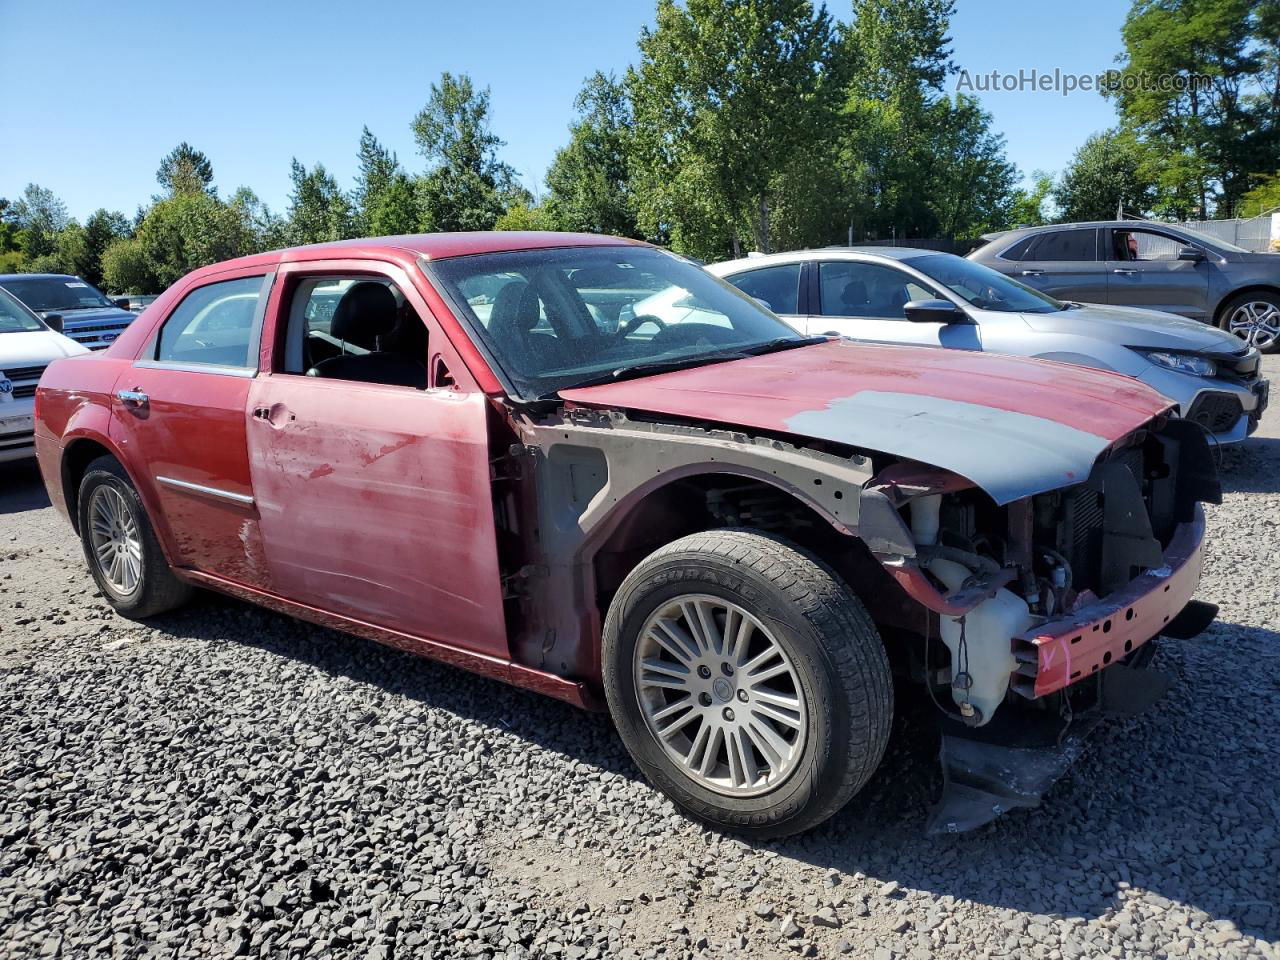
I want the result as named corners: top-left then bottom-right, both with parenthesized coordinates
top-left (77, 455), bottom-right (192, 618)
top-left (602, 528), bottom-right (892, 839)
top-left (1218, 291), bottom-right (1280, 353)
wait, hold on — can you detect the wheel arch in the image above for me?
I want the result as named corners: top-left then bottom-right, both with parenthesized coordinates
top-left (1213, 285), bottom-right (1280, 325)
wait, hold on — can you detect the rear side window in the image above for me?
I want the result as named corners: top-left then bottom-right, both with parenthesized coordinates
top-left (998, 236), bottom-right (1036, 261)
top-left (156, 276), bottom-right (265, 369)
top-left (1026, 230), bottom-right (1098, 262)
top-left (725, 264), bottom-right (802, 314)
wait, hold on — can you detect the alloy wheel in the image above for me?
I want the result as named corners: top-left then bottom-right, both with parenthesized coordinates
top-left (1227, 300), bottom-right (1280, 350)
top-left (633, 594), bottom-right (808, 797)
top-left (88, 485), bottom-right (143, 595)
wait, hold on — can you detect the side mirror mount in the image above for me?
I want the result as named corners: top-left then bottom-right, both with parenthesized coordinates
top-left (113, 297), bottom-right (132, 309)
top-left (44, 313), bottom-right (64, 333)
top-left (903, 299), bottom-right (966, 324)
top-left (1177, 246), bottom-right (1204, 262)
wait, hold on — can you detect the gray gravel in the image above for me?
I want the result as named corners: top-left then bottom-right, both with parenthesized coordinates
top-left (2, 357), bottom-right (1279, 959)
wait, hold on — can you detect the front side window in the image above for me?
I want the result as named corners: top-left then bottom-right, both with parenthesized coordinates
top-left (281, 277), bottom-right (427, 388)
top-left (155, 276), bottom-right (265, 368)
top-left (430, 246), bottom-right (805, 400)
top-left (0, 288), bottom-right (44, 333)
top-left (0, 276), bottom-right (115, 313)
top-left (725, 264), bottom-right (802, 314)
top-left (1111, 229), bottom-right (1184, 262)
top-left (817, 261), bottom-right (934, 319)
top-left (1026, 229), bottom-right (1097, 262)
top-left (905, 254), bottom-right (1066, 314)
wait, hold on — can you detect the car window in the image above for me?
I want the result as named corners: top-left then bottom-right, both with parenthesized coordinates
top-left (1111, 229), bottom-right (1184, 262)
top-left (431, 246), bottom-right (802, 401)
top-left (0, 288), bottom-right (44, 333)
top-left (998, 236), bottom-right (1037, 261)
top-left (905, 254), bottom-right (1065, 313)
top-left (1026, 230), bottom-right (1097, 262)
top-left (0, 276), bottom-right (116, 312)
top-left (725, 264), bottom-right (801, 314)
top-left (282, 277), bottom-right (426, 389)
top-left (155, 276), bottom-right (265, 368)
top-left (817, 261), bottom-right (927, 319)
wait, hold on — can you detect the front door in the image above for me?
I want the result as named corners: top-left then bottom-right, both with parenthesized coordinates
top-left (1104, 227), bottom-right (1211, 319)
top-left (245, 261), bottom-right (508, 659)
top-left (110, 270), bottom-right (274, 588)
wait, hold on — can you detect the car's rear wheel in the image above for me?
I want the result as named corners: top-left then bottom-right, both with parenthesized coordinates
top-left (77, 455), bottom-right (192, 618)
top-left (1219, 291), bottom-right (1280, 353)
top-left (602, 529), bottom-right (892, 838)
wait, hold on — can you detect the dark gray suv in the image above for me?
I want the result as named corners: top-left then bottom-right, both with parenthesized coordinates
top-left (968, 221), bottom-right (1280, 352)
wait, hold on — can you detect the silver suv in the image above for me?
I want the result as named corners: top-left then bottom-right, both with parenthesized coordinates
top-left (967, 221), bottom-right (1280, 352)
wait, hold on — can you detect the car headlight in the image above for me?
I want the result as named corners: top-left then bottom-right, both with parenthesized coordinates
top-left (1139, 350), bottom-right (1217, 377)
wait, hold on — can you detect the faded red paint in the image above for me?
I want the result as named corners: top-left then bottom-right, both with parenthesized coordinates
top-left (1016, 509), bottom-right (1206, 697)
top-left (560, 338), bottom-right (1172, 443)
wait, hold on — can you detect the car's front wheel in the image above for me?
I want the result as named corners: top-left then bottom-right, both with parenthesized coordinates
top-left (602, 529), bottom-right (892, 838)
top-left (1219, 291), bottom-right (1280, 353)
top-left (77, 455), bottom-right (192, 618)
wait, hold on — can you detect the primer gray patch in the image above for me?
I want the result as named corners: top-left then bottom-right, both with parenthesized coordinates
top-left (785, 391), bottom-right (1109, 505)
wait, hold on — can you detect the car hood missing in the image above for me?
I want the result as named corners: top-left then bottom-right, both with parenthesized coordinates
top-left (558, 339), bottom-right (1174, 505)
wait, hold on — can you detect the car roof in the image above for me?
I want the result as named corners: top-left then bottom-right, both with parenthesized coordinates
top-left (710, 246), bottom-right (946, 272)
top-left (0, 273), bottom-right (81, 282)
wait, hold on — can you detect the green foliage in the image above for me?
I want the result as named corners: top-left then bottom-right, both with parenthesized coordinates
top-left (1009, 171), bottom-right (1055, 227)
top-left (629, 0), bottom-right (841, 260)
top-left (544, 72), bottom-right (639, 236)
top-left (10, 184), bottom-right (70, 259)
top-left (1240, 170), bottom-right (1280, 217)
top-left (493, 201), bottom-right (558, 232)
top-left (353, 127), bottom-right (417, 236)
top-left (1108, 0), bottom-right (1277, 217)
top-left (101, 191), bottom-right (256, 293)
top-left (285, 159), bottom-right (355, 245)
top-left (156, 142), bottom-right (215, 196)
top-left (412, 73), bottom-right (516, 232)
top-left (78, 210), bottom-right (131, 287)
top-left (1053, 129), bottom-right (1156, 222)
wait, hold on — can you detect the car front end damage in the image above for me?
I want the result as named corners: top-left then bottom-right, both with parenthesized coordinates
top-left (863, 417), bottom-right (1220, 832)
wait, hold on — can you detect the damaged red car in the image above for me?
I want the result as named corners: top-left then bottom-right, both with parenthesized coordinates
top-left (34, 233), bottom-right (1219, 836)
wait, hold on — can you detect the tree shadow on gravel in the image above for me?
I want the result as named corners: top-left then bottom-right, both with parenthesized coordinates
top-left (0, 461), bottom-right (51, 513)
top-left (1218, 437), bottom-right (1280, 494)
top-left (763, 621), bottom-right (1280, 944)
top-left (140, 593), bottom-right (1278, 943)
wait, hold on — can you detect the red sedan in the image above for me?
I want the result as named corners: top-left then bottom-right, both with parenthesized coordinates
top-left (34, 233), bottom-right (1219, 836)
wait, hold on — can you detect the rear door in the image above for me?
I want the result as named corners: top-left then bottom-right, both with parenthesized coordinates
top-left (805, 259), bottom-right (967, 346)
top-left (1104, 227), bottom-right (1211, 319)
top-left (109, 269), bottom-right (274, 587)
top-left (1012, 228), bottom-right (1107, 303)
top-left (245, 258), bottom-right (508, 659)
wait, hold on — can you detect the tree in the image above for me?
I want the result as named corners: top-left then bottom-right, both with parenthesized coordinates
top-left (628, 0), bottom-right (841, 259)
top-left (229, 187), bottom-right (288, 252)
top-left (924, 95), bottom-right (1019, 244)
top-left (78, 210), bottom-right (131, 287)
top-left (493, 201), bottom-right (557, 232)
top-left (1240, 169), bottom-right (1280, 217)
top-left (10, 184), bottom-right (70, 259)
top-left (285, 159), bottom-right (354, 245)
top-left (544, 72), bottom-right (638, 236)
top-left (1106, 0), bottom-right (1273, 217)
top-left (1009, 171), bottom-right (1055, 228)
top-left (156, 142), bottom-right (215, 196)
top-left (353, 127), bottom-right (416, 235)
top-left (1053, 129), bottom-right (1156, 222)
top-left (102, 192), bottom-right (256, 293)
top-left (412, 73), bottom-right (516, 231)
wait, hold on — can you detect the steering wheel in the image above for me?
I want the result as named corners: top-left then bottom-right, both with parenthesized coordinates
top-left (615, 313), bottom-right (667, 340)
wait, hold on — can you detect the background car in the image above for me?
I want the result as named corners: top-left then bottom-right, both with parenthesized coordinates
top-left (967, 221), bottom-right (1280, 352)
top-left (0, 286), bottom-right (89, 462)
top-left (0, 273), bottom-right (137, 351)
top-left (710, 248), bottom-right (1268, 444)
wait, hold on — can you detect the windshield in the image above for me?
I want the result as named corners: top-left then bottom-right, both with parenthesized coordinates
top-left (430, 246), bottom-right (807, 399)
top-left (0, 276), bottom-right (115, 312)
top-left (1174, 225), bottom-right (1249, 254)
top-left (906, 254), bottom-right (1066, 313)
top-left (0, 288), bottom-right (46, 333)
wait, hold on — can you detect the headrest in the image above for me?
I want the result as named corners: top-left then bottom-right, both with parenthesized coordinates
top-left (839, 280), bottom-right (869, 308)
top-left (331, 282), bottom-right (398, 348)
top-left (489, 280), bottom-right (541, 333)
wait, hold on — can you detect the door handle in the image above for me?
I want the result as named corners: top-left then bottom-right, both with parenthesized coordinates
top-left (1019, 269), bottom-right (1044, 276)
top-left (1113, 268), bottom-right (1138, 276)
top-left (116, 389), bottom-right (148, 410)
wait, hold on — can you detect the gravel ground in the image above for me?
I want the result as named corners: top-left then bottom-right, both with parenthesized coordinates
top-left (2, 357), bottom-right (1278, 960)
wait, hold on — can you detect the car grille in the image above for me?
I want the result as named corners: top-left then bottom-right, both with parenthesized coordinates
top-left (1186, 392), bottom-right (1243, 433)
top-left (2, 363), bottom-right (47, 400)
top-left (65, 320), bottom-right (130, 350)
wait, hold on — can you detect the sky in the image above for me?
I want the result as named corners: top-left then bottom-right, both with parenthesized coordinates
top-left (0, 0), bottom-right (1130, 222)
